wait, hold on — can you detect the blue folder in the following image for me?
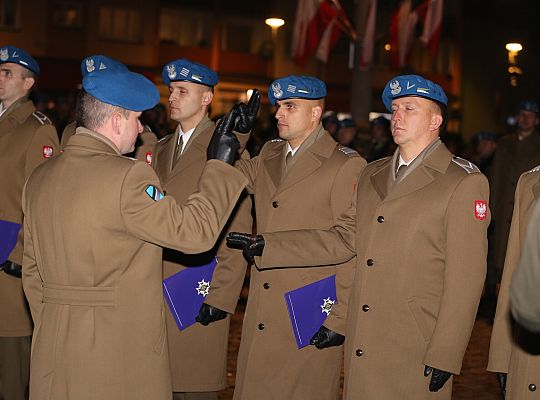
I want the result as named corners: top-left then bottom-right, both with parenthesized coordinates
top-left (285, 274), bottom-right (337, 349)
top-left (162, 257), bottom-right (218, 331)
top-left (0, 220), bottom-right (21, 264)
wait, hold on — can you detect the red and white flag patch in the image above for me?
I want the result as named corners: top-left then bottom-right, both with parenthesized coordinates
top-left (145, 152), bottom-right (153, 165)
top-left (475, 200), bottom-right (487, 220)
top-left (43, 145), bottom-right (54, 158)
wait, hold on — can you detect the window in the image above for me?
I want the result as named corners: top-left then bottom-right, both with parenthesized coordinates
top-left (99, 5), bottom-right (141, 43)
top-left (52, 1), bottom-right (83, 29)
top-left (0, 0), bottom-right (19, 29)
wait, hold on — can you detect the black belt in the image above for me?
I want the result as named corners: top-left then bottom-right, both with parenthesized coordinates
top-left (0, 261), bottom-right (22, 278)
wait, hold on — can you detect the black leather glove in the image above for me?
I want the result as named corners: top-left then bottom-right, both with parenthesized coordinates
top-left (195, 303), bottom-right (228, 326)
top-left (207, 108), bottom-right (240, 165)
top-left (234, 89), bottom-right (261, 134)
top-left (226, 232), bottom-right (264, 263)
top-left (496, 372), bottom-right (507, 399)
top-left (1, 261), bottom-right (22, 278)
top-left (424, 365), bottom-right (452, 392)
top-left (310, 325), bottom-right (345, 349)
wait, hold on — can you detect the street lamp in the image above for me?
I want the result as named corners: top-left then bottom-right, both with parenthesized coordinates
top-left (505, 42), bottom-right (523, 87)
top-left (265, 18), bottom-right (285, 40)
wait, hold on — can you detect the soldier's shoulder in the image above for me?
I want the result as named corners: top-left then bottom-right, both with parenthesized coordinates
top-left (450, 156), bottom-right (481, 175)
top-left (335, 144), bottom-right (361, 158)
top-left (260, 138), bottom-right (285, 152)
top-left (525, 164), bottom-right (540, 175)
top-left (30, 110), bottom-right (53, 126)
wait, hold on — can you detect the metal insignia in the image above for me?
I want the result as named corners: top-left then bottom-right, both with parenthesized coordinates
top-left (179, 67), bottom-right (189, 77)
top-left (99, 62), bottom-right (107, 70)
top-left (167, 64), bottom-right (177, 79)
top-left (272, 82), bottom-right (283, 99)
top-left (390, 80), bottom-right (401, 96)
top-left (86, 59), bottom-right (95, 73)
top-left (287, 84), bottom-right (296, 93)
top-left (0, 49), bottom-right (8, 61)
top-left (196, 279), bottom-right (210, 297)
top-left (320, 297), bottom-right (335, 316)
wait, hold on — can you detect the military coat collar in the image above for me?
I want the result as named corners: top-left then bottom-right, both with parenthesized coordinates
top-left (370, 142), bottom-right (453, 201)
top-left (264, 127), bottom-right (337, 195)
top-left (64, 127), bottom-right (122, 156)
top-left (0, 97), bottom-right (34, 134)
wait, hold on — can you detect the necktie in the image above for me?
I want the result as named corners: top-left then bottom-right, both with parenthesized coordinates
top-left (173, 135), bottom-right (184, 167)
top-left (396, 163), bottom-right (408, 180)
top-left (285, 151), bottom-right (293, 166)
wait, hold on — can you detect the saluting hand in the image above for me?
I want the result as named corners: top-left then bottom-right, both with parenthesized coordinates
top-left (207, 108), bottom-right (240, 165)
top-left (226, 232), bottom-right (264, 263)
top-left (234, 89), bottom-right (261, 134)
top-left (424, 365), bottom-right (452, 392)
top-left (310, 325), bottom-right (345, 349)
top-left (195, 303), bottom-right (228, 326)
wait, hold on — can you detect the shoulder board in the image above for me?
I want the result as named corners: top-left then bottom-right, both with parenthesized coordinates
top-left (526, 164), bottom-right (540, 174)
top-left (270, 138), bottom-right (283, 143)
top-left (451, 157), bottom-right (480, 174)
top-left (158, 136), bottom-right (169, 143)
top-left (337, 145), bottom-right (360, 157)
top-left (126, 156), bottom-right (138, 161)
top-left (32, 111), bottom-right (51, 125)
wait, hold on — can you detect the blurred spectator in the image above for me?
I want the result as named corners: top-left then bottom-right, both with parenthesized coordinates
top-left (141, 103), bottom-right (170, 139)
top-left (471, 131), bottom-right (497, 175)
top-left (366, 116), bottom-right (395, 162)
top-left (322, 110), bottom-right (339, 138)
top-left (441, 132), bottom-right (464, 157)
top-left (483, 99), bottom-right (540, 322)
top-left (335, 118), bottom-right (357, 147)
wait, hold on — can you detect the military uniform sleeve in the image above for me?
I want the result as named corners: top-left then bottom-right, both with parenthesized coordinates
top-left (487, 174), bottom-right (527, 372)
top-left (235, 156), bottom-right (260, 194)
top-left (255, 194), bottom-right (358, 269)
top-left (21, 185), bottom-right (42, 323)
top-left (25, 123), bottom-right (59, 178)
top-left (121, 159), bottom-right (247, 254)
top-left (323, 157), bottom-right (366, 335)
top-left (423, 173), bottom-right (489, 374)
top-left (510, 198), bottom-right (540, 333)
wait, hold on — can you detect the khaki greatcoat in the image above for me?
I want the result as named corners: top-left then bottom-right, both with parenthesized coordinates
top-left (0, 97), bottom-right (59, 337)
top-left (260, 143), bottom-right (489, 399)
top-left (152, 116), bottom-right (252, 392)
top-left (233, 126), bottom-right (366, 400)
top-left (21, 129), bottom-right (247, 400)
top-left (488, 131), bottom-right (540, 282)
top-left (488, 167), bottom-right (540, 398)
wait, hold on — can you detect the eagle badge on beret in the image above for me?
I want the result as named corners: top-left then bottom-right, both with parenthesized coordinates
top-left (86, 59), bottom-right (95, 73)
top-left (0, 48), bottom-right (8, 62)
top-left (272, 82), bottom-right (283, 99)
top-left (167, 64), bottom-right (177, 80)
top-left (390, 80), bottom-right (401, 96)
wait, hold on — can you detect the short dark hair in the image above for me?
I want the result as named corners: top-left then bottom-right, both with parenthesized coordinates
top-left (76, 90), bottom-right (129, 131)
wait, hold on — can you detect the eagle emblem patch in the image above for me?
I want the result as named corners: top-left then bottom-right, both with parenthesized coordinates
top-left (475, 200), bottom-right (487, 220)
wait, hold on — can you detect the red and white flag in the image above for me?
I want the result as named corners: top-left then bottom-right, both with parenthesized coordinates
top-left (359, 0), bottom-right (377, 67)
top-left (420, 0), bottom-right (443, 56)
top-left (291, 0), bottom-right (320, 65)
top-left (389, 0), bottom-right (421, 69)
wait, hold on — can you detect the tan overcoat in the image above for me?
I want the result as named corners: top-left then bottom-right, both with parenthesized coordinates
top-left (488, 167), bottom-right (540, 398)
top-left (61, 121), bottom-right (157, 164)
top-left (233, 126), bottom-right (366, 400)
top-left (0, 97), bottom-right (59, 337)
top-left (21, 128), bottom-right (247, 400)
top-left (152, 116), bottom-right (252, 392)
top-left (259, 143), bottom-right (489, 399)
top-left (489, 132), bottom-right (540, 281)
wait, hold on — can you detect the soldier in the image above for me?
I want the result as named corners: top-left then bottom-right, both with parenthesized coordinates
top-left (153, 59), bottom-right (255, 400)
top-left (488, 166), bottom-right (540, 398)
top-left (228, 75), bottom-right (366, 400)
top-left (229, 74), bottom-right (489, 399)
top-left (0, 45), bottom-right (59, 400)
top-left (486, 100), bottom-right (540, 320)
top-left (60, 55), bottom-right (157, 164)
top-left (21, 60), bottom-right (247, 400)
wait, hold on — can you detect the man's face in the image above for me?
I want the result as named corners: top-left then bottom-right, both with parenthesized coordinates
top-left (390, 97), bottom-right (438, 148)
top-left (516, 110), bottom-right (539, 133)
top-left (0, 63), bottom-right (33, 106)
top-left (275, 98), bottom-right (319, 146)
top-left (118, 111), bottom-right (143, 154)
top-left (168, 81), bottom-right (211, 125)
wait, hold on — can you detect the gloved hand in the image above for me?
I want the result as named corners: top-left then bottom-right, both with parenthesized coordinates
top-left (310, 325), bottom-right (345, 349)
top-left (226, 232), bottom-right (264, 263)
top-left (496, 372), bottom-right (507, 399)
top-left (234, 89), bottom-right (261, 133)
top-left (424, 365), bottom-right (452, 392)
top-left (195, 303), bottom-right (228, 326)
top-left (207, 108), bottom-right (240, 165)
top-left (1, 261), bottom-right (22, 278)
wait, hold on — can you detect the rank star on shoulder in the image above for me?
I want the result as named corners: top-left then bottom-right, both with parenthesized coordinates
top-left (196, 279), bottom-right (211, 297)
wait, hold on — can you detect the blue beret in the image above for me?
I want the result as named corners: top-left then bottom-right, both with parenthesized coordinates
top-left (474, 131), bottom-right (497, 143)
top-left (517, 100), bottom-right (539, 114)
top-left (382, 74), bottom-right (447, 112)
top-left (162, 59), bottom-right (218, 87)
top-left (0, 46), bottom-right (40, 75)
top-left (268, 75), bottom-right (327, 105)
top-left (338, 118), bottom-right (356, 129)
top-left (81, 55), bottom-right (128, 77)
top-left (83, 69), bottom-right (160, 112)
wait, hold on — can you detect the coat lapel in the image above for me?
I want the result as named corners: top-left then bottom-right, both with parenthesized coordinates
top-left (276, 133), bottom-right (334, 195)
top-left (0, 100), bottom-right (33, 137)
top-left (381, 144), bottom-right (452, 202)
top-left (370, 161), bottom-right (392, 200)
top-left (262, 143), bottom-right (285, 192)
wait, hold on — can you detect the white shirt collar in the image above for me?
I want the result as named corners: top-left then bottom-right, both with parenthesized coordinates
top-left (398, 154), bottom-right (416, 168)
top-left (0, 103), bottom-right (6, 118)
top-left (177, 126), bottom-right (196, 153)
top-left (286, 142), bottom-right (300, 156)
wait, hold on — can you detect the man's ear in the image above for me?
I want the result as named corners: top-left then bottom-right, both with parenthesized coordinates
top-left (111, 112), bottom-right (122, 136)
top-left (23, 77), bottom-right (35, 91)
top-left (430, 113), bottom-right (443, 132)
top-left (202, 90), bottom-right (213, 107)
top-left (312, 105), bottom-right (322, 122)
